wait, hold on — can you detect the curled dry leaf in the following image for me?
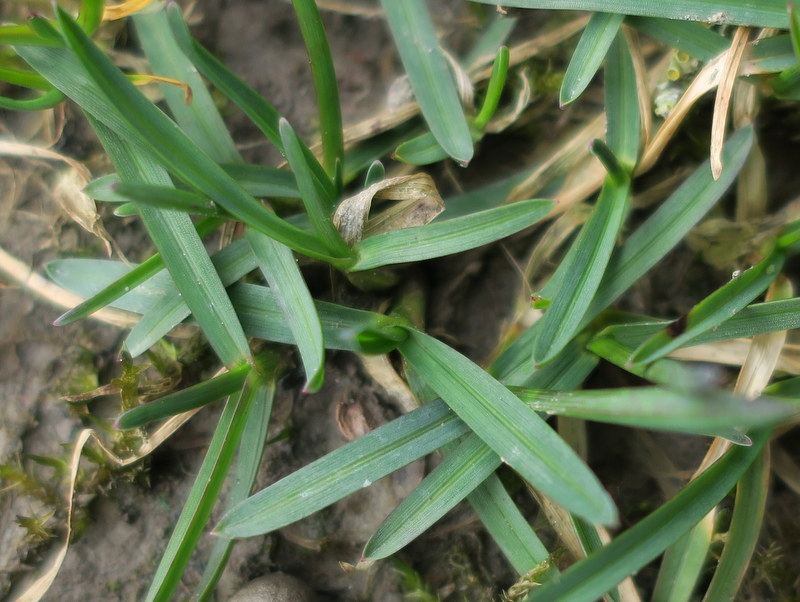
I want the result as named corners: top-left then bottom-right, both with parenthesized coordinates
top-left (333, 173), bottom-right (444, 245)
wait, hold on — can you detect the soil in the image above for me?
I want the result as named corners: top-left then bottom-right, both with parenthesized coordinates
top-left (2, 1), bottom-right (800, 601)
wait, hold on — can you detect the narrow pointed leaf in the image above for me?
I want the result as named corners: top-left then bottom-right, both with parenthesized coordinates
top-left (215, 400), bottom-right (470, 538)
top-left (125, 238), bottom-right (256, 357)
top-left (353, 199), bottom-right (554, 271)
top-left (605, 31), bottom-right (640, 171)
top-left (246, 228), bottom-right (325, 392)
top-left (534, 178), bottom-right (630, 364)
top-left (144, 370), bottom-right (267, 602)
top-left (17, 12), bottom-right (342, 264)
top-left (399, 329), bottom-right (617, 525)
top-left (631, 251), bottom-right (784, 365)
top-left (560, 12), bottom-right (624, 106)
top-left (526, 432), bottom-right (767, 602)
top-left (380, 0), bottom-right (473, 164)
top-left (468, 1), bottom-right (790, 29)
top-left (474, 46), bottom-right (511, 130)
top-left (116, 364), bottom-right (251, 430)
top-left (363, 433), bottom-right (501, 561)
top-left (626, 17), bottom-right (729, 60)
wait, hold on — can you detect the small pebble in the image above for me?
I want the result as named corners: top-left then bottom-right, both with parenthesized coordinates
top-left (229, 572), bottom-right (316, 602)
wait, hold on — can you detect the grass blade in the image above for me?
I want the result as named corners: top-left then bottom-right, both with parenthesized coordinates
top-left (701, 448), bottom-right (769, 600)
top-left (560, 12), bottom-right (624, 106)
top-left (380, 0), bottom-right (474, 165)
top-left (526, 431), bottom-right (767, 602)
top-left (144, 369), bottom-right (266, 602)
top-left (534, 177), bottom-right (630, 364)
top-left (290, 0), bottom-right (343, 181)
top-left (630, 250), bottom-right (784, 365)
top-left (468, 474), bottom-right (553, 575)
top-left (279, 118), bottom-right (349, 256)
top-left (116, 364), bottom-right (251, 430)
top-left (51, 217), bottom-right (220, 325)
top-left (17, 11), bottom-right (342, 264)
top-left (215, 400), bottom-right (471, 538)
top-left (353, 199), bottom-right (554, 271)
top-left (468, 1), bottom-right (789, 29)
top-left (398, 329), bottom-right (617, 526)
top-left (133, 6), bottom-right (240, 164)
top-left (194, 354), bottom-right (281, 600)
top-left (474, 46), bottom-right (511, 130)
top-left (626, 17), bottom-right (729, 60)
top-left (512, 387), bottom-right (794, 442)
top-left (246, 228), bottom-right (325, 392)
top-left (363, 433), bottom-right (501, 561)
top-left (605, 30), bottom-right (640, 171)
top-left (124, 238), bottom-right (256, 358)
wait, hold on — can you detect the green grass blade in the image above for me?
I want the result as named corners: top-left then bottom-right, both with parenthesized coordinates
top-left (363, 433), bottom-right (501, 561)
top-left (512, 387), bottom-right (793, 443)
top-left (560, 12), bottom-right (624, 107)
top-left (652, 524), bottom-right (712, 602)
top-left (215, 399), bottom-right (471, 538)
top-left (534, 178), bottom-right (630, 365)
top-left (164, 4), bottom-right (335, 202)
top-left (586, 126), bottom-right (754, 321)
top-left (219, 164), bottom-right (300, 199)
top-left (279, 118), bottom-right (349, 255)
top-left (399, 329), bottom-right (616, 526)
top-left (194, 353), bottom-right (282, 601)
top-left (291, 0), bottom-right (343, 181)
top-left (144, 369), bottom-right (265, 602)
top-left (701, 449), bottom-right (769, 601)
top-left (525, 431), bottom-right (768, 602)
top-left (17, 12), bottom-right (341, 264)
top-left (0, 87), bottom-right (65, 110)
top-left (631, 250), bottom-right (784, 365)
top-left (596, 296), bottom-right (800, 349)
top-left (0, 65), bottom-right (51, 90)
top-left (98, 181), bottom-right (223, 216)
top-left (380, 0), bottom-right (474, 165)
top-left (86, 113), bottom-right (251, 367)
top-left (125, 238), bottom-right (256, 358)
top-left (364, 160), bottom-right (385, 188)
top-left (605, 31), bottom-right (640, 171)
top-left (116, 364), bottom-right (251, 430)
top-left (133, 6), bottom-right (240, 164)
top-left (51, 217), bottom-right (220, 325)
top-left (474, 45), bottom-right (510, 130)
top-left (468, 474), bottom-right (553, 575)
top-left (626, 17), bottom-right (729, 60)
top-left (353, 199), bottom-right (554, 271)
top-left (468, 1), bottom-right (789, 28)
top-left (393, 131), bottom-right (452, 166)
top-left (246, 228), bottom-right (325, 392)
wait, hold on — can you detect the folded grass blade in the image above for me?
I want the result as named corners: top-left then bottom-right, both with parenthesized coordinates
top-left (534, 178), bottom-right (630, 365)
top-left (215, 400), bottom-right (470, 537)
top-left (468, 1), bottom-right (789, 29)
top-left (605, 30), bottom-right (640, 171)
top-left (631, 251), bottom-right (784, 365)
top-left (560, 12), bottom-right (624, 107)
top-left (473, 45), bottom-right (510, 130)
top-left (399, 329), bottom-right (616, 525)
top-left (380, 0), bottom-right (473, 165)
top-left (246, 228), bottom-right (325, 392)
top-left (353, 199), bottom-right (554, 271)
top-left (527, 432), bottom-right (767, 602)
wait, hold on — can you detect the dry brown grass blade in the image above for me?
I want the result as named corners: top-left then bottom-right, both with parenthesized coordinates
top-left (0, 245), bottom-right (138, 329)
top-left (358, 354), bottom-right (419, 414)
top-left (0, 140), bottom-right (116, 256)
top-left (710, 27), bottom-right (750, 180)
top-left (623, 26), bottom-right (652, 151)
top-left (10, 429), bottom-right (91, 602)
top-left (669, 341), bottom-right (800, 375)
